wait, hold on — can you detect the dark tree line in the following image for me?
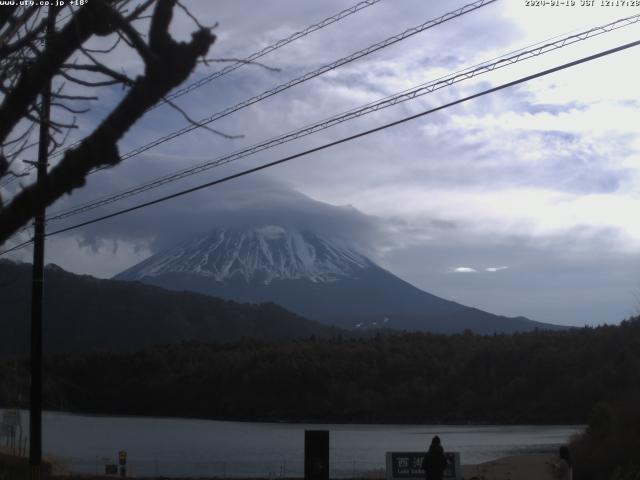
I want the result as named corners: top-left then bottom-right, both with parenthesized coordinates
top-left (3, 319), bottom-right (640, 478)
top-left (2, 318), bottom-right (640, 425)
top-left (571, 390), bottom-right (640, 480)
top-left (0, 260), bottom-right (342, 356)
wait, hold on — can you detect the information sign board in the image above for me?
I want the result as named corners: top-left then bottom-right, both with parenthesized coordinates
top-left (385, 451), bottom-right (461, 480)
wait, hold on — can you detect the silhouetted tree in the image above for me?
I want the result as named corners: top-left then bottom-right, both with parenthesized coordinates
top-left (0, 0), bottom-right (215, 244)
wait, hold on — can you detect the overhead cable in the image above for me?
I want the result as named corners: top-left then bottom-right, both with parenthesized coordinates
top-left (157, 0), bottom-right (384, 108)
top-left (44, 12), bottom-right (640, 224)
top-left (3, 36), bottom-right (639, 256)
top-left (5, 0), bottom-right (493, 194)
top-left (97, 0), bottom-right (498, 165)
top-left (1, 0), bottom-right (384, 187)
top-left (5, 0), bottom-right (496, 190)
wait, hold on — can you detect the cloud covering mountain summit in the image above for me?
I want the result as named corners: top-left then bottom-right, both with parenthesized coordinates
top-left (116, 225), bottom-right (374, 285)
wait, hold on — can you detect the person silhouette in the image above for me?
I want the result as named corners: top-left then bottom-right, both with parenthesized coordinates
top-left (422, 435), bottom-right (447, 480)
top-left (551, 445), bottom-right (572, 480)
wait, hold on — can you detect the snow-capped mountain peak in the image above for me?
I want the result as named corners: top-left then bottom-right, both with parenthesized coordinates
top-left (113, 223), bottom-right (552, 334)
top-left (116, 225), bottom-right (373, 285)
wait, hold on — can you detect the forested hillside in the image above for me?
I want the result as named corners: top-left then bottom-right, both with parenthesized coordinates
top-left (0, 260), bottom-right (342, 355)
top-left (114, 225), bottom-right (559, 334)
top-left (571, 390), bottom-right (640, 480)
top-left (2, 318), bottom-right (639, 424)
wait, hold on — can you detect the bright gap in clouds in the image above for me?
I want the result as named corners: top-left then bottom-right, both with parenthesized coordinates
top-left (454, 267), bottom-right (478, 273)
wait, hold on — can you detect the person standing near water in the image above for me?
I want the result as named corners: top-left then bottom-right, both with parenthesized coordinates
top-left (422, 436), bottom-right (448, 480)
top-left (551, 446), bottom-right (573, 480)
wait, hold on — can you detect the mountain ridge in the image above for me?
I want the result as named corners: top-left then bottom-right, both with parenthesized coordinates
top-left (0, 259), bottom-right (343, 356)
top-left (115, 225), bottom-right (565, 334)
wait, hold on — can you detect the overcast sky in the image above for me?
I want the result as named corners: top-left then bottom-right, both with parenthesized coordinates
top-left (3, 0), bottom-right (640, 327)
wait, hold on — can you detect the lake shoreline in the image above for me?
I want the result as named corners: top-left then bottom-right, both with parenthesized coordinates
top-left (2, 407), bottom-right (587, 428)
top-left (44, 454), bottom-right (561, 480)
top-left (41, 455), bottom-right (561, 480)
top-left (1, 409), bottom-right (583, 477)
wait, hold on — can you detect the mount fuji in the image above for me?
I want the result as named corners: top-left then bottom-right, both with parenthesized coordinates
top-left (115, 225), bottom-right (562, 333)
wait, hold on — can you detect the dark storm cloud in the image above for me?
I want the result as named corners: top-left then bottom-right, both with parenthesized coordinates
top-left (65, 176), bottom-right (386, 255)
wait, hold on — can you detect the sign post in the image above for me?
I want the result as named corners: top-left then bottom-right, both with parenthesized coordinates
top-left (118, 451), bottom-right (127, 477)
top-left (385, 452), bottom-right (461, 480)
top-left (304, 430), bottom-right (329, 480)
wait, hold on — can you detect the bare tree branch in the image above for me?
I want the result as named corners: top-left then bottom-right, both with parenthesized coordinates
top-left (51, 93), bottom-right (98, 101)
top-left (0, 1), bottom-right (120, 143)
top-left (0, 6), bottom-right (19, 33)
top-left (176, 0), bottom-right (213, 31)
top-left (124, 0), bottom-right (156, 22)
top-left (58, 68), bottom-right (124, 88)
top-left (0, 0), bottom-right (216, 243)
top-left (0, 16), bottom-right (47, 57)
top-left (51, 102), bottom-right (91, 115)
top-left (105, 4), bottom-right (156, 64)
top-left (0, 7), bottom-right (38, 48)
top-left (162, 95), bottom-right (243, 140)
top-left (82, 35), bottom-right (122, 54)
top-left (61, 62), bottom-right (136, 86)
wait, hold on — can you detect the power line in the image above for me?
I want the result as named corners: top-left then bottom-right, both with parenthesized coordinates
top-left (94, 0), bottom-right (497, 166)
top-left (0, 238), bottom-right (33, 256)
top-left (1, 0), bottom-right (384, 187)
top-left (3, 36), bottom-right (638, 256)
top-left (0, 172), bottom-right (26, 188)
top-left (3, 0), bottom-right (496, 192)
top-left (33, 0), bottom-right (498, 217)
top-left (157, 0), bottom-right (384, 108)
top-left (2, 0), bottom-right (498, 242)
top-left (42, 12), bottom-right (640, 224)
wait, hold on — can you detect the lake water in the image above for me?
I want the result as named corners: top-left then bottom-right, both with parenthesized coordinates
top-left (2, 410), bottom-right (583, 477)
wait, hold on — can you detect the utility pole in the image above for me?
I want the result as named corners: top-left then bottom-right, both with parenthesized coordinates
top-left (30, 7), bottom-right (54, 480)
